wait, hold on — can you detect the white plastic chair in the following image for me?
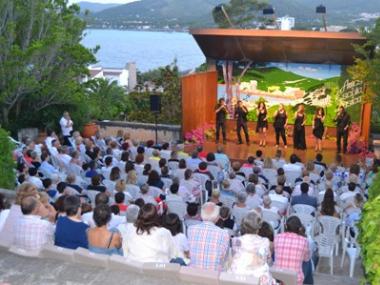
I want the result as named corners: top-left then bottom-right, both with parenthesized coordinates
top-left (289, 213), bottom-right (316, 238)
top-left (261, 209), bottom-right (282, 233)
top-left (148, 186), bottom-right (163, 198)
top-left (262, 168), bottom-right (278, 188)
top-left (193, 173), bottom-right (211, 205)
top-left (126, 184), bottom-right (140, 200)
top-left (207, 165), bottom-right (221, 181)
top-left (315, 215), bottom-right (341, 275)
top-left (285, 170), bottom-right (301, 187)
top-left (292, 204), bottom-right (316, 216)
top-left (168, 161), bottom-right (179, 171)
top-left (340, 225), bottom-right (361, 278)
top-left (85, 190), bottom-right (100, 207)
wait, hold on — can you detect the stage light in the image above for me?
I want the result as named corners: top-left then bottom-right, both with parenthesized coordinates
top-left (263, 5), bottom-right (275, 15)
top-left (316, 4), bottom-right (326, 14)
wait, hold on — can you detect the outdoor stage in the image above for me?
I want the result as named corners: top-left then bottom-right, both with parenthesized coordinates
top-left (185, 140), bottom-right (362, 167)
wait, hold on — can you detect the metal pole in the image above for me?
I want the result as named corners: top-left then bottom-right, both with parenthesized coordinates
top-left (155, 112), bottom-right (158, 145)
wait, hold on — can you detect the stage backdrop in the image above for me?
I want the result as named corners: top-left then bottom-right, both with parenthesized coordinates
top-left (217, 62), bottom-right (364, 127)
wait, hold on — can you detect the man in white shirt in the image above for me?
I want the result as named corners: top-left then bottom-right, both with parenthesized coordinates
top-left (49, 139), bottom-right (60, 157)
top-left (27, 168), bottom-right (43, 190)
top-left (39, 153), bottom-right (59, 178)
top-left (14, 196), bottom-right (55, 251)
top-left (269, 186), bottom-right (289, 215)
top-left (82, 193), bottom-right (124, 229)
top-left (58, 146), bottom-right (72, 166)
top-left (283, 154), bottom-right (303, 176)
top-left (245, 184), bottom-right (262, 210)
top-left (60, 111), bottom-right (73, 146)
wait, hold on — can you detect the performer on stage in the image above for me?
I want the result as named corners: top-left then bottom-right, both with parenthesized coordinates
top-left (256, 102), bottom-right (268, 147)
top-left (273, 104), bottom-right (288, 148)
top-left (293, 104), bottom-right (307, 150)
top-left (215, 98), bottom-right (228, 144)
top-left (335, 105), bottom-right (351, 154)
top-left (312, 107), bottom-right (325, 152)
top-left (235, 100), bottom-right (250, 145)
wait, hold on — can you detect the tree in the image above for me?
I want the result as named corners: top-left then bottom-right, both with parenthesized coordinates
top-left (0, 0), bottom-right (96, 132)
top-left (0, 128), bottom-right (15, 189)
top-left (212, 0), bottom-right (266, 29)
top-left (85, 78), bottom-right (127, 121)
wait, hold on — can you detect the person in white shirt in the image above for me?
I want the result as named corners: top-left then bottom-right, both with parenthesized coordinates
top-left (49, 139), bottom-right (60, 157)
top-left (283, 154), bottom-right (303, 177)
top-left (27, 168), bottom-right (43, 190)
top-left (245, 184), bottom-right (262, 210)
top-left (340, 182), bottom-right (360, 206)
top-left (162, 213), bottom-right (190, 264)
top-left (232, 192), bottom-right (250, 228)
top-left (269, 186), bottom-right (289, 215)
top-left (137, 184), bottom-right (157, 206)
top-left (60, 111), bottom-right (74, 146)
top-left (14, 196), bottom-right (55, 251)
top-left (82, 193), bottom-right (123, 229)
top-left (45, 129), bottom-right (58, 149)
top-left (58, 146), bottom-right (72, 166)
top-left (122, 203), bottom-right (177, 263)
top-left (39, 153), bottom-right (59, 178)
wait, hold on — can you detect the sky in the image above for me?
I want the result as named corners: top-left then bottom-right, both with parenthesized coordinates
top-left (68, 0), bottom-right (138, 4)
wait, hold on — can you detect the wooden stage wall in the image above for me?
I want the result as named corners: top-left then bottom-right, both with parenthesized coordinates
top-left (181, 71), bottom-right (217, 136)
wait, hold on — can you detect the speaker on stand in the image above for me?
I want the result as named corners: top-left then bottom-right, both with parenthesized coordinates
top-left (150, 95), bottom-right (161, 144)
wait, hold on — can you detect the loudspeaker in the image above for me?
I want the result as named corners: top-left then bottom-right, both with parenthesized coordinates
top-left (150, 95), bottom-right (161, 113)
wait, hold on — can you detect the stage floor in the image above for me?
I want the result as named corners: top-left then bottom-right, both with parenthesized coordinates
top-left (185, 141), bottom-right (362, 167)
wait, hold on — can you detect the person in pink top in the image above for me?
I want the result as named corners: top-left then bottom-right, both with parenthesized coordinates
top-left (274, 216), bottom-right (310, 285)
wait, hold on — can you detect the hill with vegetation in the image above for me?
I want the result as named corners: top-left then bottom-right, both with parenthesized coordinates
top-left (77, 2), bottom-right (121, 13)
top-left (84, 0), bottom-right (380, 30)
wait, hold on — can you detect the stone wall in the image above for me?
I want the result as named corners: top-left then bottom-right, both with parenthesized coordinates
top-left (96, 121), bottom-right (182, 143)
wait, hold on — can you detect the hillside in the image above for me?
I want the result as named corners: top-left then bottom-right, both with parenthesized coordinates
top-left (86, 0), bottom-right (380, 30)
top-left (77, 2), bottom-right (121, 13)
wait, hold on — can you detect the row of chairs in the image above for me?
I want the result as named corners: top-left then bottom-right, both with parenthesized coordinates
top-left (1, 242), bottom-right (297, 285)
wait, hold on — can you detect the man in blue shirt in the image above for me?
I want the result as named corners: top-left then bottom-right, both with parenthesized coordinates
top-left (291, 182), bottom-right (317, 209)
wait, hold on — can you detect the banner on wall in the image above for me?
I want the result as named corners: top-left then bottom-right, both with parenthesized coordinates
top-left (217, 62), bottom-right (364, 127)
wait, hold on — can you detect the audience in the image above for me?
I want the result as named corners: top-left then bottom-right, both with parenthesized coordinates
top-left (187, 202), bottom-right (229, 271)
top-left (291, 183), bottom-right (318, 209)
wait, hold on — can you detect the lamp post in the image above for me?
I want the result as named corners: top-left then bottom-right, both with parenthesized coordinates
top-left (316, 4), bottom-right (327, 32)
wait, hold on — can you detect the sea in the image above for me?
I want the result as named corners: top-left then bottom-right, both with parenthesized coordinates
top-left (81, 29), bottom-right (206, 72)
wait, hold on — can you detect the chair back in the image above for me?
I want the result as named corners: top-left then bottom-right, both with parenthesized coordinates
top-left (317, 215), bottom-right (341, 256)
top-left (285, 170), bottom-right (301, 187)
top-left (126, 184), bottom-right (140, 200)
top-left (167, 200), bottom-right (187, 220)
top-left (263, 168), bottom-right (278, 187)
top-left (262, 209), bottom-right (281, 230)
top-left (207, 165), bottom-right (220, 180)
top-left (148, 186), bottom-right (163, 198)
top-left (85, 190), bottom-right (100, 207)
top-left (168, 161), bottom-right (179, 171)
top-left (292, 204), bottom-right (315, 216)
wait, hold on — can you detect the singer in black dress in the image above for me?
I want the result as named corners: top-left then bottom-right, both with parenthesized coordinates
top-left (312, 107), bottom-right (325, 152)
top-left (293, 104), bottom-right (307, 150)
top-left (256, 102), bottom-right (268, 147)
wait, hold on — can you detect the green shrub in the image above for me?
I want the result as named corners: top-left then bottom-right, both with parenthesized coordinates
top-left (359, 172), bottom-right (380, 284)
top-left (0, 128), bottom-right (15, 189)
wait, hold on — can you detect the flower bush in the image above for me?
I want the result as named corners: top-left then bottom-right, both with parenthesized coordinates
top-left (348, 123), bottom-right (367, 154)
top-left (185, 124), bottom-right (215, 144)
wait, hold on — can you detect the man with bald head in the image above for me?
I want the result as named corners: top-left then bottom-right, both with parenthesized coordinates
top-left (14, 196), bottom-right (55, 251)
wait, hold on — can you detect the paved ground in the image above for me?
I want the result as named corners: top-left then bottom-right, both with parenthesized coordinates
top-left (0, 250), bottom-right (361, 285)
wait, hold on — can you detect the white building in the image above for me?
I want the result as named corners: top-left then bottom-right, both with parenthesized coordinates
top-left (276, 16), bottom-right (295, 31)
top-left (85, 62), bottom-right (137, 91)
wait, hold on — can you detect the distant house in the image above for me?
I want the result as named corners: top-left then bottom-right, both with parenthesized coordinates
top-left (84, 62), bottom-right (137, 91)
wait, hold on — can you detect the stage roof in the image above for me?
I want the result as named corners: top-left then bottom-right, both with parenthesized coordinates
top-left (190, 29), bottom-right (367, 65)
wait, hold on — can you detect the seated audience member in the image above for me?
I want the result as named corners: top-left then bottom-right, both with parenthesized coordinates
top-left (114, 192), bottom-right (127, 214)
top-left (101, 156), bottom-right (114, 179)
top-left (184, 203), bottom-right (202, 227)
top-left (247, 173), bottom-right (266, 197)
top-left (160, 166), bottom-right (170, 178)
top-left (115, 179), bottom-right (133, 203)
top-left (272, 149), bottom-right (286, 169)
top-left (245, 184), bottom-right (262, 210)
top-left (283, 154), bottom-right (303, 176)
top-left (232, 192), bottom-right (250, 228)
top-left (274, 216), bottom-right (310, 285)
top-left (0, 183), bottom-right (39, 244)
top-left (216, 206), bottom-right (235, 231)
top-left (122, 203), bottom-right (176, 262)
top-left (187, 202), bottom-right (229, 271)
top-left (85, 161), bottom-right (98, 178)
top-left (340, 182), bottom-right (360, 205)
top-left (186, 150), bottom-right (203, 170)
top-left (209, 189), bottom-right (223, 206)
top-left (261, 195), bottom-right (279, 215)
top-left (55, 195), bottom-right (89, 249)
top-left (320, 189), bottom-right (340, 218)
top-left (242, 156), bottom-right (255, 169)
top-left (43, 178), bottom-right (58, 202)
top-left (162, 213), bottom-right (190, 264)
top-left (254, 150), bottom-right (264, 167)
top-left (138, 184), bottom-right (157, 205)
top-left (258, 221), bottom-right (275, 252)
top-left (214, 146), bottom-right (230, 171)
top-left (228, 172), bottom-right (245, 194)
top-left (269, 186), bottom-right (289, 215)
top-left (40, 153), bottom-right (59, 177)
top-left (27, 167), bottom-right (43, 189)
top-left (66, 174), bottom-right (83, 193)
top-left (229, 211), bottom-right (273, 283)
top-left (231, 161), bottom-right (245, 178)
top-left (219, 179), bottom-right (236, 209)
top-left (87, 175), bottom-right (107, 193)
top-left (117, 204), bottom-right (141, 241)
top-left (87, 204), bottom-right (122, 256)
top-left (194, 161), bottom-right (214, 180)
top-left (291, 183), bottom-right (317, 209)
top-left (344, 193), bottom-right (364, 227)
top-left (147, 170), bottom-right (164, 189)
top-left (166, 183), bottom-right (184, 203)
top-left (14, 196), bottom-right (55, 251)
top-left (314, 153), bottom-right (327, 170)
top-left (206, 152), bottom-right (219, 167)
